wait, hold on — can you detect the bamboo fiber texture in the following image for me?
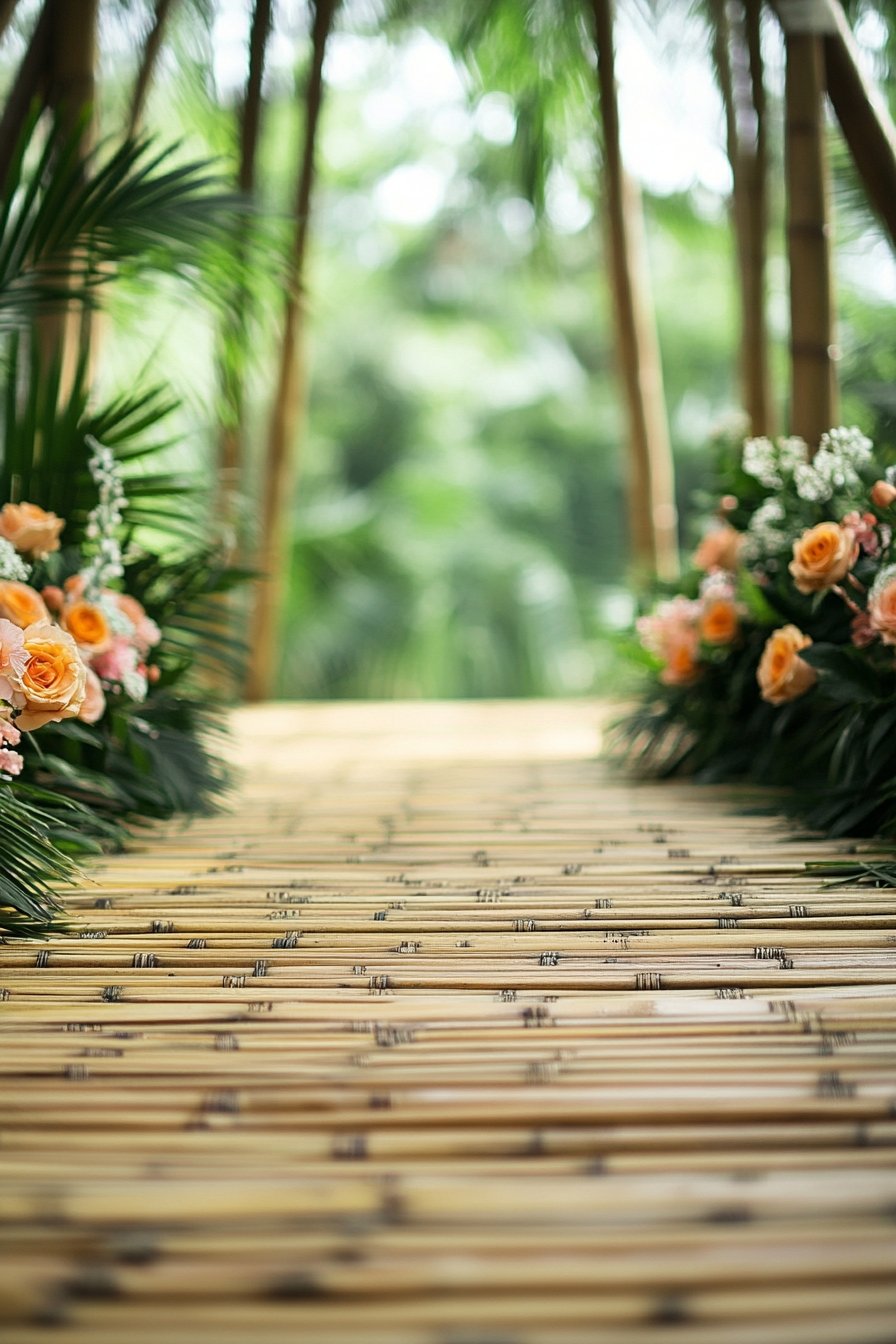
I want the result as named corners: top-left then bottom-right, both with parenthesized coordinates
top-left (1, 699), bottom-right (895, 1344)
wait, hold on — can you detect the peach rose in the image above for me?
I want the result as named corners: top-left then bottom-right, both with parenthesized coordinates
top-left (7, 621), bottom-right (86, 730)
top-left (788, 522), bottom-right (858, 595)
top-left (693, 524), bottom-right (742, 573)
top-left (871, 480), bottom-right (896, 510)
top-left (660, 632), bottom-right (701, 686)
top-left (868, 567), bottom-right (896, 647)
top-left (62, 599), bottom-right (112, 658)
top-left (0, 501), bottom-right (64, 557)
top-left (757, 625), bottom-right (817, 705)
top-left (77, 667), bottom-right (106, 724)
top-left (699, 596), bottom-right (739, 646)
top-left (0, 580), bottom-right (49, 629)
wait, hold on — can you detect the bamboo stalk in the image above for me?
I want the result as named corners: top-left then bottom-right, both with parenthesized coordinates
top-left (588, 0), bottom-right (678, 582)
top-left (245, 0), bottom-right (338, 700)
top-left (782, 33), bottom-right (837, 451)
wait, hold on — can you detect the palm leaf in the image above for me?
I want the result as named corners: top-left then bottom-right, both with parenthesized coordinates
top-left (0, 107), bottom-right (251, 331)
top-left (0, 784), bottom-right (82, 935)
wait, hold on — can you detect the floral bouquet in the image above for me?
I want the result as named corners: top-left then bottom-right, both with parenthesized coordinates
top-left (0, 439), bottom-right (160, 767)
top-left (616, 425), bottom-right (896, 838)
top-left (0, 435), bottom-right (234, 934)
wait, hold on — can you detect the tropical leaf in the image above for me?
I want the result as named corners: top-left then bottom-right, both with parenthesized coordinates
top-left (0, 107), bottom-right (251, 330)
top-left (0, 783), bottom-right (83, 935)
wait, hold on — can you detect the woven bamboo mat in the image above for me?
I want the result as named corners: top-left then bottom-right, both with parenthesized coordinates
top-left (1, 699), bottom-right (895, 1344)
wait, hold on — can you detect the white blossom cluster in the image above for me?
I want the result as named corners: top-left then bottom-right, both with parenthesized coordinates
top-left (743, 497), bottom-right (787, 561)
top-left (81, 435), bottom-right (128, 599)
top-left (741, 435), bottom-right (807, 490)
top-left (742, 425), bottom-right (875, 510)
top-left (791, 427), bottom-right (873, 504)
top-left (0, 537), bottom-right (30, 582)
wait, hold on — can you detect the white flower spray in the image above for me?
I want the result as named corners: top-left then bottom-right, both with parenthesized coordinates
top-left (80, 435), bottom-right (128, 600)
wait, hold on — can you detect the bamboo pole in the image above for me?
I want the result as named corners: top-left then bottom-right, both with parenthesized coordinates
top-left (712, 0), bottom-right (774, 436)
top-left (781, 27), bottom-right (837, 451)
top-left (35, 0), bottom-right (99, 388)
top-left (215, 0), bottom-right (273, 534)
top-left (245, 0), bottom-right (338, 700)
top-left (588, 0), bottom-right (679, 582)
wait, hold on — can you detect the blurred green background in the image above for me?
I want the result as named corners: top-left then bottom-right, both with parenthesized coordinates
top-left (5, 0), bottom-right (893, 700)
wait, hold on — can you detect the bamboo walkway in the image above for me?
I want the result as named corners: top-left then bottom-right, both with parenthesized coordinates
top-left (1, 700), bottom-right (895, 1344)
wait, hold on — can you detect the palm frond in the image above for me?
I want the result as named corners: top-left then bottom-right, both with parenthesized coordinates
top-left (0, 107), bottom-right (252, 331)
top-left (0, 784), bottom-right (82, 935)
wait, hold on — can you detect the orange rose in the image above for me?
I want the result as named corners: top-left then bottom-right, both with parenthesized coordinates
top-left (757, 625), bottom-right (817, 705)
top-left (0, 580), bottom-right (49, 629)
top-left (788, 522), bottom-right (858, 595)
top-left (699, 596), bottom-right (739, 646)
top-left (7, 621), bottom-right (86, 730)
top-left (869, 568), bottom-right (896, 646)
top-left (0, 501), bottom-right (64, 557)
top-left (62, 600), bottom-right (112, 657)
top-left (693, 525), bottom-right (742, 573)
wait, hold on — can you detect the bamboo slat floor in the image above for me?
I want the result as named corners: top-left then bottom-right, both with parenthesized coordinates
top-left (1, 699), bottom-right (895, 1344)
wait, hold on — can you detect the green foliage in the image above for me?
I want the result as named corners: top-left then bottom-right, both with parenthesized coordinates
top-left (0, 108), bottom-right (245, 329)
top-left (0, 784), bottom-right (80, 934)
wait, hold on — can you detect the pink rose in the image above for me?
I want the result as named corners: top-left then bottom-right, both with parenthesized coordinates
top-left (92, 637), bottom-right (139, 684)
top-left (841, 511), bottom-right (882, 559)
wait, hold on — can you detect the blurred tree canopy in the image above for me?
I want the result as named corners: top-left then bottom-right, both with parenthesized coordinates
top-left (1, 0), bottom-right (893, 699)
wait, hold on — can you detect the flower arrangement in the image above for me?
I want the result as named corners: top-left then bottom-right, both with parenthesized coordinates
top-left (616, 424), bottom-right (896, 838)
top-left (0, 428), bottom-right (238, 934)
top-left (0, 113), bottom-right (255, 936)
top-left (0, 447), bottom-right (163, 762)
